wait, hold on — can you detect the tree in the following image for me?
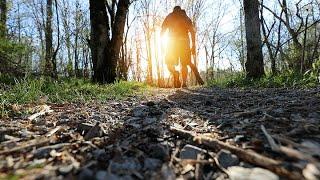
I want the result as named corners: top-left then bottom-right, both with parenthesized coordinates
top-left (90, 0), bottom-right (131, 83)
top-left (44, 0), bottom-right (54, 77)
top-left (243, 0), bottom-right (265, 78)
top-left (0, 0), bottom-right (6, 38)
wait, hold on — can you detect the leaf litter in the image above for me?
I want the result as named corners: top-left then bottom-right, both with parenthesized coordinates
top-left (0, 87), bottom-right (320, 179)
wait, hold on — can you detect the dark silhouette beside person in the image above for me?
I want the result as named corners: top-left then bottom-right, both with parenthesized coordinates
top-left (161, 6), bottom-right (204, 88)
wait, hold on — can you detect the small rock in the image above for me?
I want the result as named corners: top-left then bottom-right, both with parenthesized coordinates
top-left (96, 171), bottom-right (119, 180)
top-left (149, 144), bottom-right (169, 161)
top-left (303, 163), bottom-right (320, 180)
top-left (78, 168), bottom-right (94, 180)
top-left (234, 135), bottom-right (247, 143)
top-left (308, 112), bottom-right (320, 119)
top-left (216, 149), bottom-right (239, 169)
top-left (271, 108), bottom-right (285, 116)
top-left (84, 123), bottom-right (104, 140)
top-left (58, 164), bottom-right (74, 175)
top-left (20, 129), bottom-right (34, 138)
top-left (144, 158), bottom-right (162, 171)
top-left (92, 149), bottom-right (108, 161)
top-left (146, 101), bottom-right (156, 107)
top-left (160, 164), bottom-right (176, 180)
top-left (34, 143), bottom-right (70, 159)
top-left (127, 123), bottom-right (142, 129)
top-left (143, 117), bottom-right (157, 125)
top-left (205, 100), bottom-right (213, 106)
top-left (132, 106), bottom-right (148, 117)
top-left (31, 118), bottom-right (46, 125)
top-left (180, 144), bottom-right (206, 160)
top-left (109, 157), bottom-right (141, 174)
top-left (227, 166), bottom-right (279, 180)
top-left (77, 123), bottom-right (95, 133)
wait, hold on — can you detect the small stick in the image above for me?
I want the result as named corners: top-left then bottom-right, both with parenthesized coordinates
top-left (261, 125), bottom-right (317, 163)
top-left (170, 127), bottom-right (303, 180)
top-left (28, 105), bottom-right (53, 121)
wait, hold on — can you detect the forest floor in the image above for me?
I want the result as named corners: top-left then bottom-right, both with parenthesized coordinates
top-left (0, 86), bottom-right (320, 180)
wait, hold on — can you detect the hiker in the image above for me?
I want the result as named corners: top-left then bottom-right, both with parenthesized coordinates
top-left (161, 6), bottom-right (204, 88)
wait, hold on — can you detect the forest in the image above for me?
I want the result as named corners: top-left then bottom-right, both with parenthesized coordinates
top-left (0, 0), bottom-right (320, 179)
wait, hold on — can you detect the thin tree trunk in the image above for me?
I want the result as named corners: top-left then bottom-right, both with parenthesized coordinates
top-left (109, 0), bottom-right (130, 83)
top-left (45, 0), bottom-right (54, 77)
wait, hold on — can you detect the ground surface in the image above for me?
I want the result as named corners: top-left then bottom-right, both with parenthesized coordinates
top-left (0, 87), bottom-right (320, 180)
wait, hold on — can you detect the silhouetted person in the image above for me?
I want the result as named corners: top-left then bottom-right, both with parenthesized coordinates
top-left (161, 6), bottom-right (204, 88)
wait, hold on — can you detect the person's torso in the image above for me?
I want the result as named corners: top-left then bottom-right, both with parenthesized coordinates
top-left (166, 13), bottom-right (190, 39)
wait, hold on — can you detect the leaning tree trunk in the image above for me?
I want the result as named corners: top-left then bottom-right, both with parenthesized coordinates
top-left (89, 0), bottom-right (109, 83)
top-left (109, 0), bottom-right (130, 83)
top-left (243, 0), bottom-right (265, 78)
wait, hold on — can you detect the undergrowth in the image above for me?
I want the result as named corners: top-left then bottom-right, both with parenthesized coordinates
top-left (207, 70), bottom-right (319, 88)
top-left (0, 77), bottom-right (148, 117)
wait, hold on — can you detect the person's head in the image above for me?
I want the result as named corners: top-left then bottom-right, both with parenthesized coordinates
top-left (173, 6), bottom-right (182, 12)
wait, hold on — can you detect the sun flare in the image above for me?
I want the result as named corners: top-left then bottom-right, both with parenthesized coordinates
top-left (150, 30), bottom-right (171, 79)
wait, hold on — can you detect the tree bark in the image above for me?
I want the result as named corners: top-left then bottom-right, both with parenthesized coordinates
top-left (109, 0), bottom-right (130, 82)
top-left (244, 0), bottom-right (265, 78)
top-left (45, 0), bottom-right (54, 77)
top-left (0, 0), bottom-right (6, 38)
top-left (90, 0), bottom-right (130, 84)
top-left (89, 0), bottom-right (109, 83)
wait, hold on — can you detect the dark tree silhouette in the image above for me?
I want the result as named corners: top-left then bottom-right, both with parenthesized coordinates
top-left (90, 0), bottom-right (131, 83)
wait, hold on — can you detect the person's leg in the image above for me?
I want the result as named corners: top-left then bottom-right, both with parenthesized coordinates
top-left (166, 63), bottom-right (181, 88)
top-left (181, 64), bottom-right (188, 87)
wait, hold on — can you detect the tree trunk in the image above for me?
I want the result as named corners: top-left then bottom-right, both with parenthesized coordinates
top-left (244, 0), bottom-right (265, 78)
top-left (89, 0), bottom-right (109, 83)
top-left (45, 0), bottom-right (54, 77)
top-left (90, 0), bottom-right (130, 84)
top-left (0, 0), bottom-right (6, 38)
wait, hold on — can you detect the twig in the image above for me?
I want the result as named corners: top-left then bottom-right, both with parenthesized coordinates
top-left (261, 125), bottom-right (317, 163)
top-left (46, 126), bottom-right (61, 137)
top-left (170, 127), bottom-right (303, 180)
top-left (28, 105), bottom-right (53, 121)
top-left (0, 125), bottom-right (60, 155)
top-left (174, 157), bottom-right (214, 165)
top-left (195, 154), bottom-right (203, 180)
top-left (0, 137), bottom-right (53, 155)
top-left (261, 125), bottom-right (280, 151)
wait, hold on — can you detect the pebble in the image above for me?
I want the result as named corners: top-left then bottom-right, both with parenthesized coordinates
top-left (96, 171), bottom-right (119, 180)
top-left (149, 144), bottom-right (169, 161)
top-left (78, 168), bottom-right (94, 180)
top-left (216, 149), bottom-right (239, 169)
top-left (144, 158), bottom-right (162, 171)
top-left (180, 144), bottom-right (206, 160)
top-left (109, 157), bottom-right (142, 174)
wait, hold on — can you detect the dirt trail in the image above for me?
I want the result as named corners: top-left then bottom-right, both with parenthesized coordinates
top-left (1, 87), bottom-right (320, 179)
